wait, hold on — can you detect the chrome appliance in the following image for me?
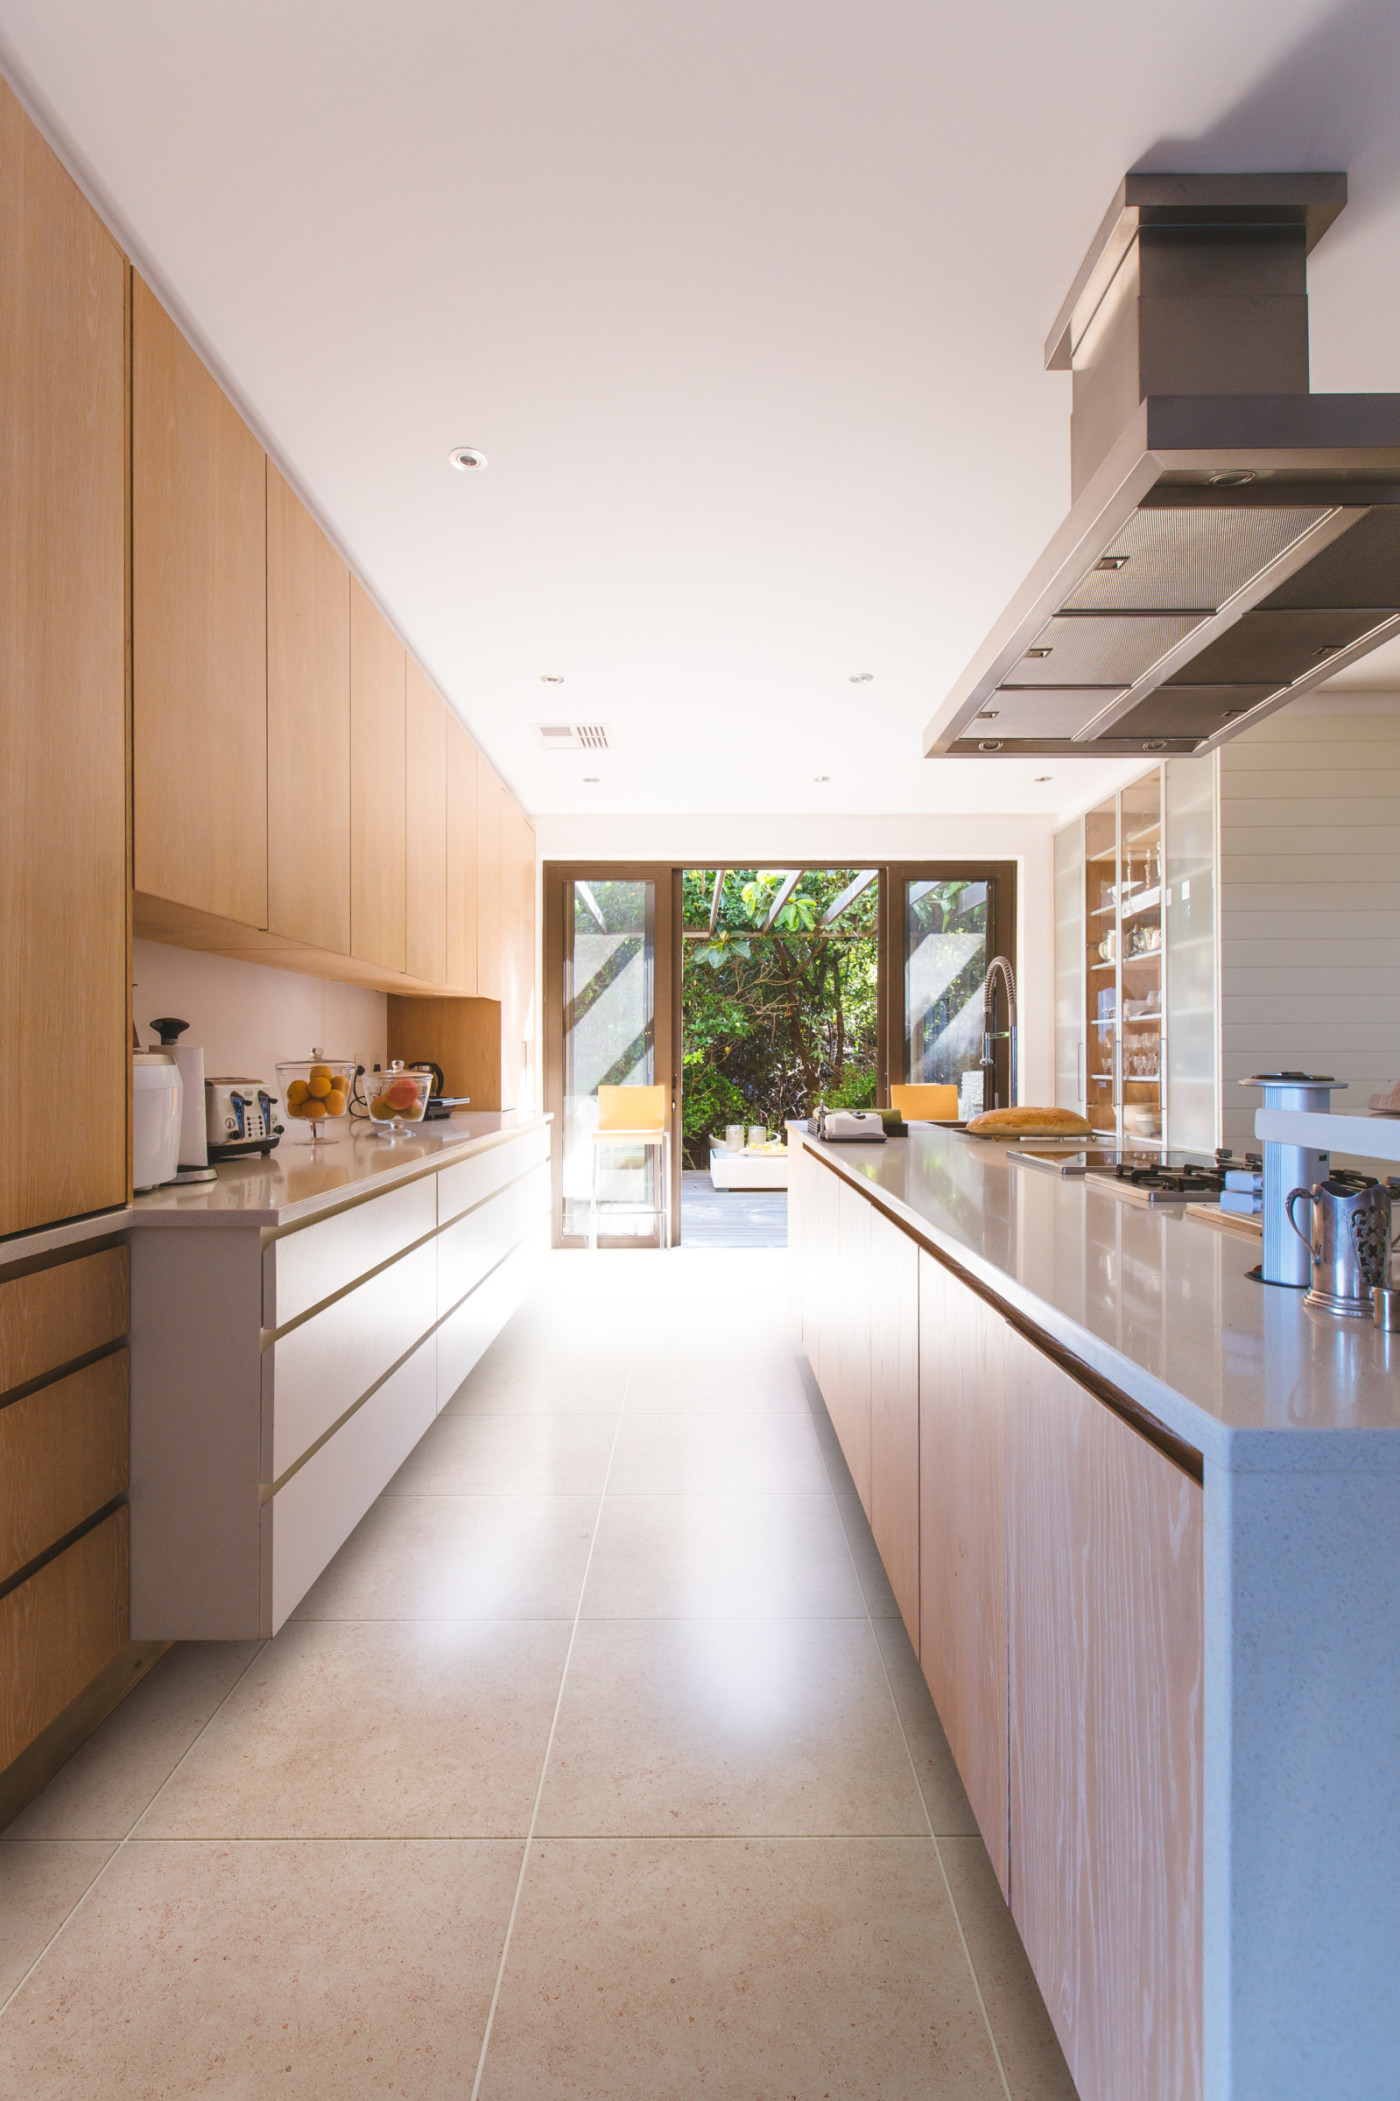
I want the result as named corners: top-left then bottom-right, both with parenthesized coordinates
top-left (1286, 1174), bottom-right (1398, 1317)
top-left (1244, 1073), bottom-right (1345, 1287)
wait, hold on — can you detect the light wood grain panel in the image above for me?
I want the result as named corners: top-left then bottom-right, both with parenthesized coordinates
top-left (446, 715), bottom-right (479, 992)
top-left (869, 1210), bottom-right (919, 1644)
top-left (835, 1181), bottom-right (873, 1510)
top-left (1007, 1329), bottom-right (1203, 2101)
top-left (131, 275), bottom-right (267, 925)
top-left (386, 994), bottom-right (505, 1110)
top-left (500, 795), bottom-right (534, 1107)
top-left (0, 1509), bottom-right (128, 1771)
top-left (349, 580), bottom-right (407, 973)
top-left (0, 1352), bottom-right (128, 1582)
top-left (918, 1251), bottom-right (1008, 1891)
top-left (0, 1248), bottom-right (129, 1397)
top-left (405, 661), bottom-right (448, 984)
top-left (476, 763), bottom-right (504, 999)
top-left (0, 80), bottom-right (129, 1235)
top-left (266, 464), bottom-right (351, 951)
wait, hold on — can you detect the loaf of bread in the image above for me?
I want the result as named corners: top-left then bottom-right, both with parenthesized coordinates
top-left (965, 1105), bottom-right (1092, 1137)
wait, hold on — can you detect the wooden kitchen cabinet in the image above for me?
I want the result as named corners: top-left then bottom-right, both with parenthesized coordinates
top-left (500, 793), bottom-right (536, 1107)
top-left (835, 1181), bottom-right (873, 1509)
top-left (476, 763), bottom-right (505, 999)
top-left (0, 79), bottom-right (128, 1235)
top-left (918, 1251), bottom-right (1009, 1891)
top-left (405, 661), bottom-right (448, 984)
top-left (446, 715), bottom-right (480, 993)
top-left (132, 274), bottom-right (268, 927)
top-left (869, 1209), bottom-right (919, 1643)
top-left (266, 465), bottom-right (351, 953)
top-left (349, 579), bottom-right (407, 973)
top-left (1007, 1331), bottom-right (1203, 2101)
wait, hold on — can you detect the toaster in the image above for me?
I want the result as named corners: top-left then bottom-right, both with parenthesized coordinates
top-left (205, 1077), bottom-right (283, 1159)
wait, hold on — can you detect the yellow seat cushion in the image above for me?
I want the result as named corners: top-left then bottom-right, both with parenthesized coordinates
top-left (596, 1083), bottom-right (668, 1133)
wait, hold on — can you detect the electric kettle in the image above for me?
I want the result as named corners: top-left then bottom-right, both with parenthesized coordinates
top-left (1286, 1173), bottom-right (1399, 1316)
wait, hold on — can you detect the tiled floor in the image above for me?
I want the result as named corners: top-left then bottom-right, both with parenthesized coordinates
top-left (0, 1248), bottom-right (1077, 2099)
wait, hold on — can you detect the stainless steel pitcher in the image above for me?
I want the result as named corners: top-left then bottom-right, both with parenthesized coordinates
top-left (1286, 1175), bottom-right (1397, 1317)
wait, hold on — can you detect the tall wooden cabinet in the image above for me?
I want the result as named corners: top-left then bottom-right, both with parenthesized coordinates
top-left (446, 716), bottom-right (480, 993)
top-left (405, 662), bottom-right (448, 985)
top-left (349, 579), bottom-right (407, 973)
top-left (132, 274), bottom-right (268, 928)
top-left (267, 464), bottom-right (351, 952)
top-left (0, 77), bottom-right (128, 1237)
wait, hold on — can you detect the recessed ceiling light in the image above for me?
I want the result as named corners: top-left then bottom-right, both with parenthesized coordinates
top-left (849, 672), bottom-right (874, 684)
top-left (1144, 740), bottom-right (1168, 751)
top-left (813, 774), bottom-right (831, 783)
top-left (582, 775), bottom-right (600, 783)
top-left (978, 739), bottom-right (1003, 751)
top-left (448, 446), bottom-right (487, 471)
top-left (1206, 469), bottom-right (1254, 487)
top-left (1035, 775), bottom-right (1052, 782)
top-left (540, 674), bottom-right (565, 684)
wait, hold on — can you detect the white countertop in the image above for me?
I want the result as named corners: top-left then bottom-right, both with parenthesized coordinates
top-left (0, 1112), bottom-right (550, 1267)
top-left (797, 1125), bottom-right (1400, 1470)
top-left (132, 1109), bottom-right (549, 1230)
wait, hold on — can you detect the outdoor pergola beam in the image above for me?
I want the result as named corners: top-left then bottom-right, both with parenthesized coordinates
top-left (708, 868), bottom-right (726, 935)
top-left (575, 880), bottom-right (607, 933)
top-left (762, 869), bottom-right (803, 932)
top-left (820, 868), bottom-right (878, 928)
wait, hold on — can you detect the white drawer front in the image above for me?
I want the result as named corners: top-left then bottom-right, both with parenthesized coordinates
top-left (436, 1161), bottom-right (551, 1318)
top-left (437, 1222), bottom-right (547, 1408)
top-left (266, 1239), bottom-right (437, 1481)
top-left (264, 1175), bottom-right (436, 1331)
top-left (436, 1124), bottom-right (551, 1228)
top-left (265, 1334), bottom-right (437, 1632)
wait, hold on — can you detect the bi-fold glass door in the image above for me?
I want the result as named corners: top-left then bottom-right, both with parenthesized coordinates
top-left (543, 864), bottom-right (680, 1248)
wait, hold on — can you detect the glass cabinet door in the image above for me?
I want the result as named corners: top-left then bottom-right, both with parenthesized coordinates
top-left (1119, 771), bottom-right (1164, 1142)
top-left (1084, 798), bottom-right (1118, 1136)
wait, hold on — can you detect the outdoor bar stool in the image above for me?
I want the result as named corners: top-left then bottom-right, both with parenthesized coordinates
top-left (589, 1084), bottom-right (670, 1250)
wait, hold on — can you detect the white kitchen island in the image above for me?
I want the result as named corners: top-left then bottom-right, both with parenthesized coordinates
top-left (128, 1110), bottom-right (550, 1642)
top-left (788, 1121), bottom-right (1400, 2101)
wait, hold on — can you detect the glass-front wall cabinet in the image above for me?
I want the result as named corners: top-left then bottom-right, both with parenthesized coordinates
top-left (1064, 762), bottom-right (1208, 1147)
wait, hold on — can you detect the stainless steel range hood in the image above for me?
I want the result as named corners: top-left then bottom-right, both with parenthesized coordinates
top-left (924, 174), bottom-right (1400, 759)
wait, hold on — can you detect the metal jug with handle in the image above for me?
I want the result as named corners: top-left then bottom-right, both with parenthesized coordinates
top-left (1285, 1174), bottom-right (1398, 1316)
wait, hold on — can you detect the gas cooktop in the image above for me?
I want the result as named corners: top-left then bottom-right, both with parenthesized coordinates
top-left (1007, 1147), bottom-right (1251, 1201)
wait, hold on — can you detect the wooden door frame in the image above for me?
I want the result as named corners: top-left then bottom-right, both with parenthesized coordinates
top-left (879, 862), bottom-right (1018, 1108)
top-left (542, 862), bottom-right (681, 1248)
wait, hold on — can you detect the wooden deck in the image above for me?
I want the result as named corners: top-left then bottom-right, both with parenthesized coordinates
top-left (679, 1169), bottom-right (788, 1248)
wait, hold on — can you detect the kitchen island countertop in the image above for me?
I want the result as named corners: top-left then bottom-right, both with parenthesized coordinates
top-left (797, 1123), bottom-right (1400, 1469)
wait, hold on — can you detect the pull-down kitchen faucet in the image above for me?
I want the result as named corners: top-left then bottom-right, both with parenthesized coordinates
top-left (981, 955), bottom-right (1017, 1112)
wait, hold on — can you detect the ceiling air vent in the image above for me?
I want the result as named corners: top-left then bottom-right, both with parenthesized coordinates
top-left (534, 723), bottom-right (610, 751)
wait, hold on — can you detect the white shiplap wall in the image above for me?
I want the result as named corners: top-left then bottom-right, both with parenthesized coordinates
top-left (1218, 701), bottom-right (1400, 1154)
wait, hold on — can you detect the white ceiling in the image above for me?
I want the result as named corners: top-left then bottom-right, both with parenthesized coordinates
top-left (4, 0), bottom-right (1400, 822)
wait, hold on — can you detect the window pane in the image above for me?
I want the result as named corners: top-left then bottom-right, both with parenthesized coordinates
top-left (905, 880), bottom-right (988, 1092)
top-left (562, 879), bottom-right (659, 1239)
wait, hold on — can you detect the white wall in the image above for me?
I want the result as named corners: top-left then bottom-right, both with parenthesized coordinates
top-left (531, 812), bottom-right (1058, 1103)
top-left (132, 940), bottom-right (387, 1088)
top-left (1218, 698), bottom-right (1400, 1154)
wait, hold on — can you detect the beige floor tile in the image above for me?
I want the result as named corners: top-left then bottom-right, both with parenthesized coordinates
top-left (941, 1836), bottom-right (1080, 2100)
top-left (477, 1837), bottom-right (1007, 2100)
top-left (835, 1492), bottom-right (903, 1616)
top-left (624, 1349), bottom-right (811, 1412)
top-left (535, 1617), bottom-right (926, 1836)
top-left (581, 1492), bottom-right (865, 1619)
top-left (385, 1410), bottom-right (619, 1495)
top-left (137, 1619), bottom-right (570, 1838)
top-left (873, 1620), bottom-right (980, 1836)
top-left (448, 1337), bottom-right (633, 1414)
top-left (607, 1410), bottom-right (830, 1495)
top-left (0, 1839), bottom-right (520, 2099)
top-left (293, 1494), bottom-right (598, 1620)
top-left (0, 1843), bottom-right (114, 2001)
top-left (2, 1643), bottom-right (261, 1842)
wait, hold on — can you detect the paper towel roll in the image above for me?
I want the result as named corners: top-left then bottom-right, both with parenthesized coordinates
top-left (173, 1043), bottom-right (208, 1168)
